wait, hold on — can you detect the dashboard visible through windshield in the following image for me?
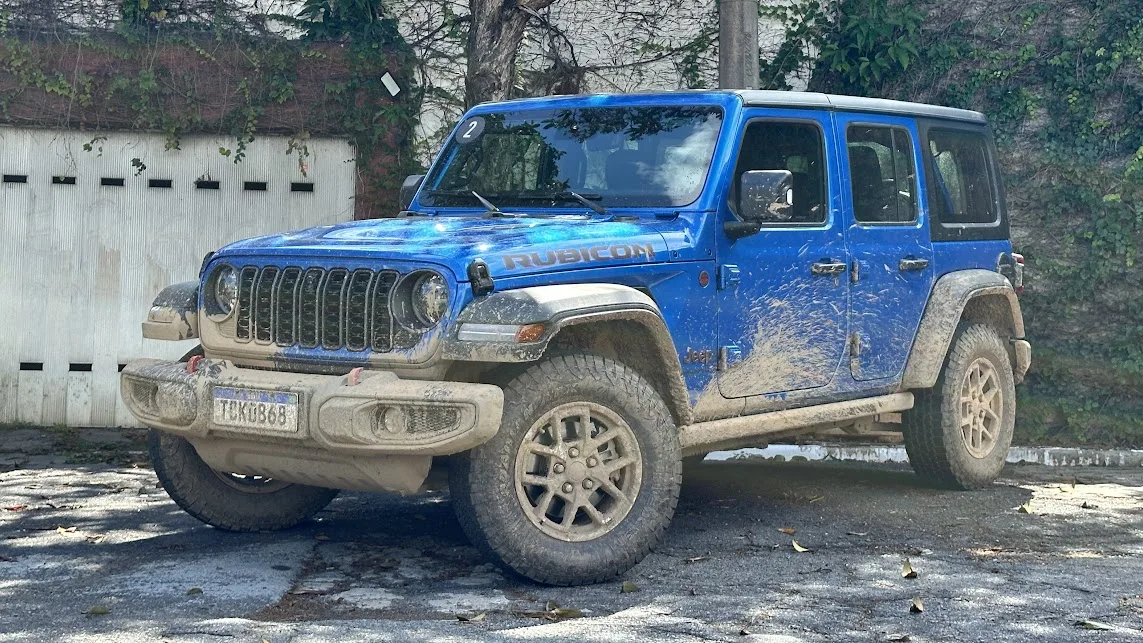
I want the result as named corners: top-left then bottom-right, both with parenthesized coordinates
top-left (421, 106), bottom-right (724, 209)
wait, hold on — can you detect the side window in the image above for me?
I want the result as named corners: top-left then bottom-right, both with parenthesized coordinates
top-left (846, 125), bottom-right (917, 224)
top-left (925, 130), bottom-right (997, 225)
top-left (733, 121), bottom-right (827, 224)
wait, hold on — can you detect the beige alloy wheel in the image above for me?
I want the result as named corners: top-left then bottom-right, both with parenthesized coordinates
top-left (958, 358), bottom-right (1004, 459)
top-left (513, 402), bottom-right (643, 543)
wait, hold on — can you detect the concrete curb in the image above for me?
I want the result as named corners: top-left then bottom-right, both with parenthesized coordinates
top-left (707, 444), bottom-right (1143, 467)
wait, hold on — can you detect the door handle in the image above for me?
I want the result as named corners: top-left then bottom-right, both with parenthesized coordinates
top-left (899, 257), bottom-right (930, 272)
top-left (811, 260), bottom-right (848, 276)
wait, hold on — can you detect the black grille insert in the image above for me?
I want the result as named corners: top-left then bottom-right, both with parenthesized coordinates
top-left (234, 266), bottom-right (406, 352)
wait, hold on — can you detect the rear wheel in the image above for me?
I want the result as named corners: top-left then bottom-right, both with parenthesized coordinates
top-left (149, 430), bottom-right (339, 531)
top-left (903, 323), bottom-right (1016, 489)
top-left (450, 353), bottom-right (681, 585)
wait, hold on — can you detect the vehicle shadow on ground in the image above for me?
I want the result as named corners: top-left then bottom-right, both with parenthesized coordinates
top-left (5, 459), bottom-right (1143, 641)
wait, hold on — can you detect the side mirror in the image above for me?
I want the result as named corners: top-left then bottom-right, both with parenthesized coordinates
top-left (739, 170), bottom-right (794, 224)
top-left (400, 174), bottom-right (426, 211)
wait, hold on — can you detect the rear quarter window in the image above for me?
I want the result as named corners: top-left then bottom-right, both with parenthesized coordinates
top-left (919, 122), bottom-right (1009, 241)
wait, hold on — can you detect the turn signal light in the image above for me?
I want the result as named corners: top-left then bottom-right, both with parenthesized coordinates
top-left (514, 323), bottom-right (546, 343)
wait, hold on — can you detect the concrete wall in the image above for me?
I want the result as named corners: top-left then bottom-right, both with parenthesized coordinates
top-left (0, 129), bottom-right (356, 427)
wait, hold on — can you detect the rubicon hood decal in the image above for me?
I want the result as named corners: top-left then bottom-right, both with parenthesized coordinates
top-left (217, 215), bottom-right (674, 280)
top-left (502, 243), bottom-right (656, 270)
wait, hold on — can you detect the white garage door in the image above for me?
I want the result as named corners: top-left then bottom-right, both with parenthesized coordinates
top-left (0, 129), bottom-right (357, 427)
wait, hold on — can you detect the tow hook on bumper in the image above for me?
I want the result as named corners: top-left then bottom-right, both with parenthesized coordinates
top-left (120, 359), bottom-right (505, 456)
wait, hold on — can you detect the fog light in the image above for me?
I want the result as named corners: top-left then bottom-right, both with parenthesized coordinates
top-left (382, 407), bottom-right (405, 434)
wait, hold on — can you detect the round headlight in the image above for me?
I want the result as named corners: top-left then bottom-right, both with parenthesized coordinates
top-left (213, 265), bottom-right (238, 315)
top-left (412, 273), bottom-right (449, 327)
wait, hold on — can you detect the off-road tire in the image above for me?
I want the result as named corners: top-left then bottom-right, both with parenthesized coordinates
top-left (903, 323), bottom-right (1016, 489)
top-left (450, 353), bottom-right (681, 585)
top-left (149, 429), bottom-right (339, 531)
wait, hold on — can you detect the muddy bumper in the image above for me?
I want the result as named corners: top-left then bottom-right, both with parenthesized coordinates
top-left (119, 359), bottom-right (504, 493)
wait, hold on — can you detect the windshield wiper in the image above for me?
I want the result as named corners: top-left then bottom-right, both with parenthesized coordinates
top-left (470, 190), bottom-right (501, 213)
top-left (565, 191), bottom-right (610, 217)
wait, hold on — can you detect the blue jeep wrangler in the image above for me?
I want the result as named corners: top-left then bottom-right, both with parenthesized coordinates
top-left (123, 90), bottom-right (1030, 586)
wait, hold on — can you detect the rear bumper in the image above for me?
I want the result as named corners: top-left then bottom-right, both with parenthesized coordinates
top-left (120, 359), bottom-right (504, 457)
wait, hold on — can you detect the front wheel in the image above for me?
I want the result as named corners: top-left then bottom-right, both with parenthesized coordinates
top-left (450, 353), bottom-right (681, 585)
top-left (903, 323), bottom-right (1016, 489)
top-left (149, 430), bottom-right (339, 531)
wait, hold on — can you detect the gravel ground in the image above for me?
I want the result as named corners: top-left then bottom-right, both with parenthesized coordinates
top-left (2, 429), bottom-right (1142, 642)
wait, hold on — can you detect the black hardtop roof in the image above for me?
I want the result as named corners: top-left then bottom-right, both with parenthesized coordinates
top-left (735, 90), bottom-right (987, 124)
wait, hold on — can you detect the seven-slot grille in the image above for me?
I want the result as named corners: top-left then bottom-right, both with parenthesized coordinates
top-left (234, 266), bottom-right (419, 352)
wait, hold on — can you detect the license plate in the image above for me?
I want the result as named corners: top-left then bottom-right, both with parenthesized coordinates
top-left (212, 387), bottom-right (299, 433)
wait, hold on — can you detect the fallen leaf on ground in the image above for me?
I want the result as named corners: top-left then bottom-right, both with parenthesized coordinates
top-left (902, 559), bottom-right (918, 579)
top-left (1075, 620), bottom-right (1115, 631)
top-left (739, 628), bottom-right (750, 636)
top-left (56, 526), bottom-right (77, 534)
top-left (4, 506), bottom-right (26, 511)
top-left (1081, 502), bottom-right (1098, 509)
top-left (888, 635), bottom-right (911, 642)
top-left (777, 527), bottom-right (797, 535)
top-left (551, 608), bottom-right (584, 619)
top-left (847, 531), bottom-right (869, 537)
top-left (792, 540), bottom-right (811, 553)
top-left (457, 612), bottom-right (486, 623)
top-left (314, 534), bottom-right (330, 541)
top-left (621, 581), bottom-right (639, 593)
top-left (84, 605), bottom-right (110, 617)
top-left (1017, 503), bottom-right (1033, 514)
top-left (85, 535), bottom-right (105, 544)
top-left (808, 495), bottom-right (824, 503)
top-left (0, 555), bottom-right (15, 562)
top-left (186, 587), bottom-right (203, 596)
top-left (684, 556), bottom-right (708, 564)
top-left (909, 598), bottom-right (924, 613)
top-left (545, 600), bottom-right (559, 611)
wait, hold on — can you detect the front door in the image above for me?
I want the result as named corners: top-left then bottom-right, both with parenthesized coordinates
top-left (835, 114), bottom-right (935, 381)
top-left (717, 111), bottom-right (849, 398)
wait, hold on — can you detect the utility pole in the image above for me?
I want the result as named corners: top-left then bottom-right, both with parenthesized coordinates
top-left (719, 0), bottom-right (760, 90)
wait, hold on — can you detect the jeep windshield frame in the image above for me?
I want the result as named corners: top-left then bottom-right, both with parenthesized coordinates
top-left (420, 105), bottom-right (724, 210)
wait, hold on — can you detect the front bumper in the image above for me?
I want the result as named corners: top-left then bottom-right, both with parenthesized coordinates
top-left (120, 359), bottom-right (504, 457)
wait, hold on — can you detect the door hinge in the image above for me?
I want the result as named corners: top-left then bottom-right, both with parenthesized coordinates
top-left (718, 345), bottom-right (743, 371)
top-left (718, 264), bottom-right (741, 290)
top-left (849, 333), bottom-right (862, 357)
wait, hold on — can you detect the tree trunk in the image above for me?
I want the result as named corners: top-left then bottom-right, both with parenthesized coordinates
top-left (465, 0), bottom-right (557, 108)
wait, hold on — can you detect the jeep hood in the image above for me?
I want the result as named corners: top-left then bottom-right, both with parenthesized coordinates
top-left (216, 215), bottom-right (675, 280)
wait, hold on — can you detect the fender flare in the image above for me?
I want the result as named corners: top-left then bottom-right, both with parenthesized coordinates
top-left (901, 270), bottom-right (1027, 389)
top-left (441, 284), bottom-right (692, 424)
top-left (142, 281), bottom-right (199, 341)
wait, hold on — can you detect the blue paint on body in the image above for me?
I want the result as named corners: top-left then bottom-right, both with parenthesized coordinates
top-left (202, 91), bottom-right (1016, 417)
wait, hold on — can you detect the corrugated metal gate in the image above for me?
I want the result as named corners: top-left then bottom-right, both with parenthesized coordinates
top-left (0, 129), bottom-right (356, 427)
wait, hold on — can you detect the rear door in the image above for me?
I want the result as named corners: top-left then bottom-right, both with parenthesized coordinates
top-left (835, 114), bottom-right (934, 381)
top-left (716, 110), bottom-right (848, 398)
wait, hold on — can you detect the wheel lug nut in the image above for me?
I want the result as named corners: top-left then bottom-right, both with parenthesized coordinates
top-left (569, 447), bottom-right (580, 458)
top-left (586, 456), bottom-right (598, 467)
top-left (582, 479), bottom-right (594, 490)
top-left (553, 463), bottom-right (565, 474)
top-left (562, 482), bottom-right (574, 494)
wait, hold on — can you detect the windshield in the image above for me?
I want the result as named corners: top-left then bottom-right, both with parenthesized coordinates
top-left (421, 106), bottom-right (723, 209)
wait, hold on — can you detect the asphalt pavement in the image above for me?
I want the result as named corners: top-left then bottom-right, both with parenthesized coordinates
top-left (2, 431), bottom-right (1142, 642)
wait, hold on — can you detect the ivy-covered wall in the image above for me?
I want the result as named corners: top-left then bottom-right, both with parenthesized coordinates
top-left (778, 0), bottom-right (1143, 446)
top-left (0, 5), bottom-right (420, 218)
